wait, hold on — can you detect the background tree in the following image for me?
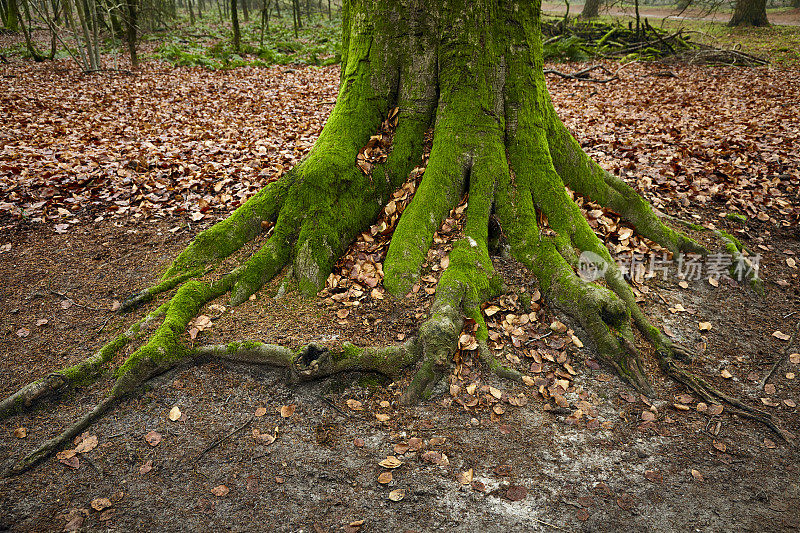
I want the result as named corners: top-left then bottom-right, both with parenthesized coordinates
top-left (2, 0), bottom-right (786, 476)
top-left (231, 0), bottom-right (240, 52)
top-left (729, 0), bottom-right (769, 26)
top-left (579, 0), bottom-right (600, 19)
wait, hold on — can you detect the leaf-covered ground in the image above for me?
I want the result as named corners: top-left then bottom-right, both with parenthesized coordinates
top-left (1, 53), bottom-right (799, 532)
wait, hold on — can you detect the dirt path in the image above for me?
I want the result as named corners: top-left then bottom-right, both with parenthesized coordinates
top-left (541, 2), bottom-right (800, 26)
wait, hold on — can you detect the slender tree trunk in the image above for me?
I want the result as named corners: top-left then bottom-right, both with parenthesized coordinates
top-left (231, 0), bottom-right (240, 51)
top-left (579, 0), bottom-right (600, 19)
top-left (728, 0), bottom-right (769, 26)
top-left (19, 0), bottom-right (45, 60)
top-left (124, 0), bottom-right (137, 67)
top-left (188, 0), bottom-right (195, 24)
top-left (4, 0), bottom-right (19, 30)
top-left (240, 0), bottom-right (248, 22)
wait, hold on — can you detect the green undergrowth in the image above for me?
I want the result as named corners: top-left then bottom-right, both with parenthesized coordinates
top-left (148, 15), bottom-right (341, 69)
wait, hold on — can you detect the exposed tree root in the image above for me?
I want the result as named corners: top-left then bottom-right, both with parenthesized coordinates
top-left (3, 0), bottom-right (791, 477)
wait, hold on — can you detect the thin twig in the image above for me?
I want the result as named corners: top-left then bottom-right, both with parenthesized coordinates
top-left (189, 415), bottom-right (254, 465)
top-left (49, 289), bottom-right (104, 311)
top-left (534, 518), bottom-right (563, 530)
top-left (759, 318), bottom-right (800, 391)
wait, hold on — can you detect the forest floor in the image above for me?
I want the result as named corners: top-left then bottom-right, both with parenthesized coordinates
top-left (1, 43), bottom-right (800, 532)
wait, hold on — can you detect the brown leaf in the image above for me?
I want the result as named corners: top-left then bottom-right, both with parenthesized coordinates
top-left (280, 404), bottom-right (296, 418)
top-left (377, 471), bottom-right (393, 484)
top-left (211, 485), bottom-right (229, 497)
top-left (13, 427), bottom-right (26, 439)
top-left (91, 498), bottom-right (112, 512)
top-left (75, 435), bottom-right (98, 453)
top-left (506, 485), bottom-right (528, 502)
top-left (378, 456), bottom-right (403, 469)
top-left (139, 460), bottom-right (153, 475)
top-left (144, 431), bottom-right (162, 446)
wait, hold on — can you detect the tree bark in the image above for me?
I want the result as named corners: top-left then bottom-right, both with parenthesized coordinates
top-left (579, 0), bottom-right (600, 19)
top-left (728, 0), bottom-right (769, 26)
top-left (231, 0), bottom-right (240, 51)
top-left (124, 0), bottom-right (138, 68)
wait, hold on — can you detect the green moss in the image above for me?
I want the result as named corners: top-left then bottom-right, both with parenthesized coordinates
top-left (725, 212), bottom-right (748, 223)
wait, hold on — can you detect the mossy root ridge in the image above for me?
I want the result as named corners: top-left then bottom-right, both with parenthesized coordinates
top-left (4, 0), bottom-right (790, 476)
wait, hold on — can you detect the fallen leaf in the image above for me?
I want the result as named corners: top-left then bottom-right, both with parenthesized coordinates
top-left (254, 406), bottom-right (267, 417)
top-left (641, 410), bottom-right (656, 422)
top-left (211, 485), bottom-right (229, 497)
top-left (764, 383), bottom-right (776, 395)
top-left (90, 498), bottom-right (112, 512)
top-left (388, 489), bottom-right (405, 501)
top-left (790, 353), bottom-right (800, 364)
top-left (16, 327), bottom-right (30, 338)
top-left (280, 404), bottom-right (296, 418)
top-left (644, 470), bottom-right (663, 483)
top-left (720, 369), bottom-right (733, 379)
top-left (378, 456), bottom-right (403, 469)
top-left (457, 469), bottom-right (474, 485)
top-left (377, 471), bottom-right (393, 484)
top-left (484, 305), bottom-right (500, 317)
top-left (144, 431), bottom-right (162, 446)
top-left (252, 428), bottom-right (276, 445)
top-left (75, 435), bottom-right (98, 453)
top-left (168, 406), bottom-right (182, 422)
top-left (375, 413), bottom-right (390, 422)
top-left (698, 322), bottom-right (712, 331)
top-left (346, 399), bottom-right (363, 411)
top-left (505, 485), bottom-right (528, 501)
top-left (691, 469), bottom-right (704, 482)
top-left (707, 404), bottom-right (723, 415)
top-left (773, 331), bottom-right (791, 341)
top-left (139, 460), bottom-right (153, 475)
top-left (36, 318), bottom-right (48, 326)
top-left (712, 441), bottom-right (727, 452)
top-left (13, 427), bottom-right (26, 439)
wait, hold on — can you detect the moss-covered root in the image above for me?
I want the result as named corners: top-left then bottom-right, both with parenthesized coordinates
top-left (0, 303), bottom-right (168, 421)
top-left (163, 172), bottom-right (296, 280)
top-left (120, 271), bottom-right (205, 313)
top-left (7, 278), bottom-right (231, 476)
top-left (546, 116), bottom-right (705, 257)
top-left (289, 340), bottom-right (421, 382)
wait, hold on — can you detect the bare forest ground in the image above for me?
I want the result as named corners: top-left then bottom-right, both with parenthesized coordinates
top-left (1, 48), bottom-right (800, 531)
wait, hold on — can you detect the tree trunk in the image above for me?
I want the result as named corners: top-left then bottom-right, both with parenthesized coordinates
top-left (241, 0), bottom-right (248, 22)
top-left (124, 0), bottom-right (138, 68)
top-left (728, 0), bottom-right (769, 26)
top-left (231, 0), bottom-right (240, 51)
top-left (579, 0), bottom-right (600, 19)
top-left (6, 0), bottom-right (786, 477)
top-left (3, 0), bottom-right (19, 31)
